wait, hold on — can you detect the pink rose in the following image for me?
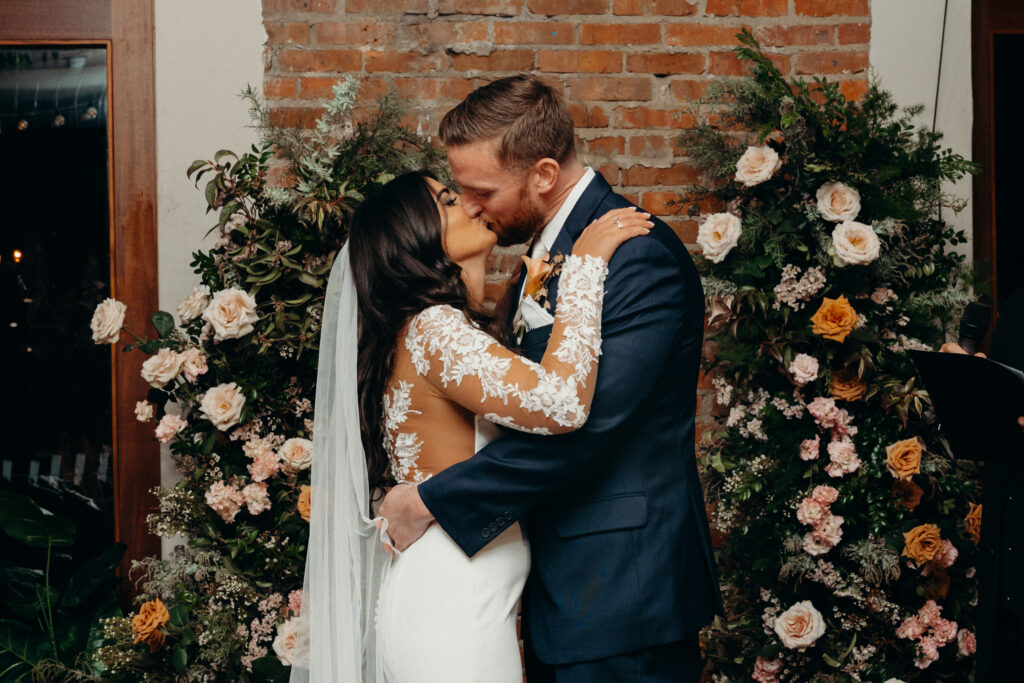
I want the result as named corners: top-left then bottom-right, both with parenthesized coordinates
top-left (752, 655), bottom-right (783, 683)
top-left (788, 354), bottom-right (819, 386)
top-left (957, 629), bottom-right (976, 657)
top-left (799, 436), bottom-right (820, 461)
top-left (811, 485), bottom-right (839, 505)
top-left (205, 481), bottom-right (244, 523)
top-left (154, 414), bottom-right (186, 443)
top-left (241, 482), bottom-right (271, 516)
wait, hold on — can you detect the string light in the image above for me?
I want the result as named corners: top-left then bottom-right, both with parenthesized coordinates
top-left (82, 107), bottom-right (97, 121)
top-left (13, 249), bottom-right (23, 263)
top-left (53, 114), bottom-right (65, 127)
top-left (17, 119), bottom-right (28, 131)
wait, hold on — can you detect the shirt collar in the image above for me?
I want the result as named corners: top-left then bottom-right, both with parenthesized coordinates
top-left (531, 167), bottom-right (596, 258)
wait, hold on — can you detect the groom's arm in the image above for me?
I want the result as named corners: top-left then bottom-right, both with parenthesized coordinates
top-left (399, 232), bottom-right (701, 557)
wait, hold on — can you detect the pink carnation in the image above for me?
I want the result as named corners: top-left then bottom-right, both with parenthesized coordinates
top-left (918, 600), bottom-right (942, 627)
top-left (957, 629), bottom-right (977, 657)
top-left (803, 532), bottom-right (833, 556)
top-left (812, 514), bottom-right (844, 547)
top-left (799, 436), bottom-right (820, 461)
top-left (825, 437), bottom-right (861, 478)
top-left (288, 589), bottom-right (303, 617)
top-left (807, 396), bottom-right (842, 428)
top-left (915, 636), bottom-right (940, 669)
top-left (181, 347), bottom-right (209, 383)
top-left (811, 485), bottom-right (839, 505)
top-left (752, 655), bottom-right (783, 683)
top-left (248, 450), bottom-right (281, 482)
top-left (896, 616), bottom-right (925, 640)
top-left (154, 414), bottom-right (186, 443)
top-left (788, 354), bottom-right (819, 386)
top-left (242, 482), bottom-right (272, 516)
top-left (206, 481), bottom-right (245, 523)
top-left (797, 498), bottom-right (828, 527)
top-left (936, 540), bottom-right (958, 568)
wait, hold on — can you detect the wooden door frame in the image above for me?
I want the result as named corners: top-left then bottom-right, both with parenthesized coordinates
top-left (972, 1), bottom-right (1024, 313)
top-left (0, 0), bottom-right (160, 597)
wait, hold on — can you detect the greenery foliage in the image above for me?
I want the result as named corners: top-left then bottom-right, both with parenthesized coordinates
top-left (685, 31), bottom-right (982, 682)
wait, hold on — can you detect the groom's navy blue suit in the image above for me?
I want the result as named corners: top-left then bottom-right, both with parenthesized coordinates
top-left (418, 173), bottom-right (723, 673)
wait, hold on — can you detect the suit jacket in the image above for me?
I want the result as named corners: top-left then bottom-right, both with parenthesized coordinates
top-left (418, 173), bottom-right (724, 664)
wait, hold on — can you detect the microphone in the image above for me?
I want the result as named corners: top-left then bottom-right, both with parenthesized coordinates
top-left (958, 302), bottom-right (991, 355)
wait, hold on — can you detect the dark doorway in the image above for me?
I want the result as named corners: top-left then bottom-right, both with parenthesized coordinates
top-left (992, 34), bottom-right (1024, 308)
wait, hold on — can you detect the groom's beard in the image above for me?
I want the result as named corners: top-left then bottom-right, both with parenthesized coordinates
top-left (492, 185), bottom-right (546, 247)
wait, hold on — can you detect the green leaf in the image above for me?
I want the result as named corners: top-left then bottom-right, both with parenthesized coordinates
top-left (214, 149), bottom-right (237, 164)
top-left (821, 652), bottom-right (841, 668)
top-left (168, 604), bottom-right (189, 630)
top-left (172, 646), bottom-right (188, 673)
top-left (1, 504), bottom-right (75, 549)
top-left (60, 543), bottom-right (126, 608)
top-left (151, 311), bottom-right (176, 339)
top-left (186, 159), bottom-right (207, 178)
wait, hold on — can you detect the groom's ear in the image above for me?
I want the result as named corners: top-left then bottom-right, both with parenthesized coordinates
top-left (530, 158), bottom-right (561, 195)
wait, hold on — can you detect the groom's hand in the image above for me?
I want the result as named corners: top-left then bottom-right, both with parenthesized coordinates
top-left (378, 483), bottom-right (435, 551)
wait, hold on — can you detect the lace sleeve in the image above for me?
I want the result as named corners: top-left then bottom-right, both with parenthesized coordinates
top-left (404, 254), bottom-right (608, 435)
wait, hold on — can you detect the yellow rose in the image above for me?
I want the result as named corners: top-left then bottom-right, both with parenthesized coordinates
top-left (830, 370), bottom-right (866, 401)
top-left (298, 485), bottom-right (311, 523)
top-left (902, 523), bottom-right (943, 567)
top-left (886, 437), bottom-right (922, 480)
top-left (810, 295), bottom-right (858, 343)
top-left (521, 254), bottom-right (553, 300)
top-left (132, 598), bottom-right (170, 652)
top-left (892, 479), bottom-right (923, 511)
top-left (964, 502), bottom-right (982, 546)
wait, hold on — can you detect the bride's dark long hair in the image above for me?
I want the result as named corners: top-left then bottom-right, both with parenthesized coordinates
top-left (348, 171), bottom-right (502, 492)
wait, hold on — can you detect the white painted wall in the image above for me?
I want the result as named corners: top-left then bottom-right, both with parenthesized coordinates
top-left (154, 0), bottom-right (265, 555)
top-left (870, 0), bottom-right (973, 257)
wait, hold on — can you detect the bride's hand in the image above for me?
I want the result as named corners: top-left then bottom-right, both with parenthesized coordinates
top-left (572, 207), bottom-right (653, 263)
top-left (377, 483), bottom-right (434, 552)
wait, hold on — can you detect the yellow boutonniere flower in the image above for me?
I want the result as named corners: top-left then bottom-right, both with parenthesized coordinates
top-left (522, 253), bottom-right (554, 301)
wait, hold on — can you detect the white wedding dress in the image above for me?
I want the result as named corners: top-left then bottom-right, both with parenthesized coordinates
top-left (373, 254), bottom-right (608, 682)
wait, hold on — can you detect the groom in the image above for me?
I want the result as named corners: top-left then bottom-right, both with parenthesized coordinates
top-left (380, 74), bottom-right (723, 681)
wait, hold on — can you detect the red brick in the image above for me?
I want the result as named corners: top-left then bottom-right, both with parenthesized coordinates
top-left (279, 49), bottom-right (361, 72)
top-left (621, 164), bottom-right (702, 186)
top-left (407, 21), bottom-right (490, 46)
top-left (794, 50), bottom-right (868, 75)
top-left (795, 0), bottom-right (869, 17)
top-left (839, 79), bottom-right (869, 101)
top-left (626, 52), bottom-right (705, 75)
top-left (315, 22), bottom-right (393, 45)
top-left (620, 190), bottom-right (640, 205)
top-left (298, 76), bottom-right (340, 99)
top-left (580, 23), bottom-right (661, 45)
top-left (756, 24), bottom-right (833, 47)
top-left (596, 164), bottom-right (620, 184)
top-left (667, 217), bottom-right (699, 244)
top-left (613, 0), bottom-right (697, 15)
top-left (629, 135), bottom-right (673, 157)
top-left (265, 22), bottom-right (310, 45)
top-left (670, 79), bottom-right (711, 101)
top-left (439, 0), bottom-right (523, 15)
top-left (528, 0), bottom-right (609, 15)
top-left (439, 77), bottom-right (485, 101)
top-left (665, 24), bottom-right (746, 47)
top-left (451, 50), bottom-right (535, 71)
top-left (346, 0), bottom-right (427, 12)
top-left (389, 78), bottom-right (442, 100)
top-left (269, 106), bottom-right (326, 129)
top-left (584, 135), bottom-right (626, 155)
top-left (568, 103), bottom-right (610, 128)
top-left (615, 106), bottom-right (694, 129)
top-left (539, 50), bottom-right (622, 73)
top-left (264, 0), bottom-right (335, 12)
top-left (640, 190), bottom-right (682, 214)
top-left (706, 0), bottom-right (786, 16)
top-left (355, 78), bottom-right (390, 101)
top-left (265, 77), bottom-right (297, 100)
top-left (365, 50), bottom-right (444, 73)
top-left (838, 22), bottom-right (871, 45)
top-left (570, 76), bottom-right (651, 101)
top-left (709, 50), bottom-right (790, 77)
top-left (494, 21), bottom-right (574, 44)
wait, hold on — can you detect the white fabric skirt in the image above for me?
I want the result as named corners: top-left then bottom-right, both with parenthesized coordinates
top-left (376, 522), bottom-right (530, 683)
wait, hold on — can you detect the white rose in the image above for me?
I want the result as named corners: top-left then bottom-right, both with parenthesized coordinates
top-left (883, 680), bottom-right (907, 683)
top-left (831, 221), bottom-right (880, 266)
top-left (735, 145), bottom-right (782, 187)
top-left (279, 437), bottom-right (313, 471)
top-left (272, 617), bottom-right (302, 666)
top-left (774, 600), bottom-right (826, 650)
top-left (202, 288), bottom-right (259, 341)
top-left (140, 348), bottom-right (186, 388)
top-left (697, 213), bottom-right (742, 264)
top-left (90, 298), bottom-right (126, 344)
top-left (177, 285), bottom-right (210, 324)
top-left (200, 382), bottom-right (246, 431)
top-left (788, 353), bottom-right (819, 386)
top-left (816, 181), bottom-right (861, 222)
top-left (135, 400), bottom-right (155, 422)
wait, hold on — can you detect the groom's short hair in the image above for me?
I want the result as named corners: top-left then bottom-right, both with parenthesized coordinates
top-left (439, 74), bottom-right (576, 172)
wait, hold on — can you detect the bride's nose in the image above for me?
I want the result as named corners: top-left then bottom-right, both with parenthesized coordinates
top-left (460, 194), bottom-right (484, 218)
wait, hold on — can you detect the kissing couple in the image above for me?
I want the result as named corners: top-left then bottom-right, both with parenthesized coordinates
top-left (290, 74), bottom-right (723, 683)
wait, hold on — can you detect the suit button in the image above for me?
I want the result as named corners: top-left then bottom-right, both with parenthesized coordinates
top-left (480, 528), bottom-right (491, 538)
top-left (488, 522), bottom-right (499, 533)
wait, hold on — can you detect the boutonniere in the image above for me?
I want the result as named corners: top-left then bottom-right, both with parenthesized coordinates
top-left (521, 252), bottom-right (564, 310)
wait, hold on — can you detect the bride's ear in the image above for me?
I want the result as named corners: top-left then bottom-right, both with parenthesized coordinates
top-left (530, 157), bottom-right (560, 195)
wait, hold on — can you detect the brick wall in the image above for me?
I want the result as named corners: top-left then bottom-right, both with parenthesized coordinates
top-left (262, 0), bottom-right (871, 438)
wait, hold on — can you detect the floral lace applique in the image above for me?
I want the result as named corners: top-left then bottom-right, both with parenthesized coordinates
top-left (403, 254), bottom-right (608, 434)
top-left (483, 413), bottom-right (552, 436)
top-left (382, 380), bottom-right (427, 483)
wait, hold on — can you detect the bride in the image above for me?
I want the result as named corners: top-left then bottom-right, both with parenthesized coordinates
top-left (290, 170), bottom-right (652, 682)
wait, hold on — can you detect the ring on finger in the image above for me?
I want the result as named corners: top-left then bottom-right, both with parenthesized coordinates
top-left (614, 217), bottom-right (624, 229)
